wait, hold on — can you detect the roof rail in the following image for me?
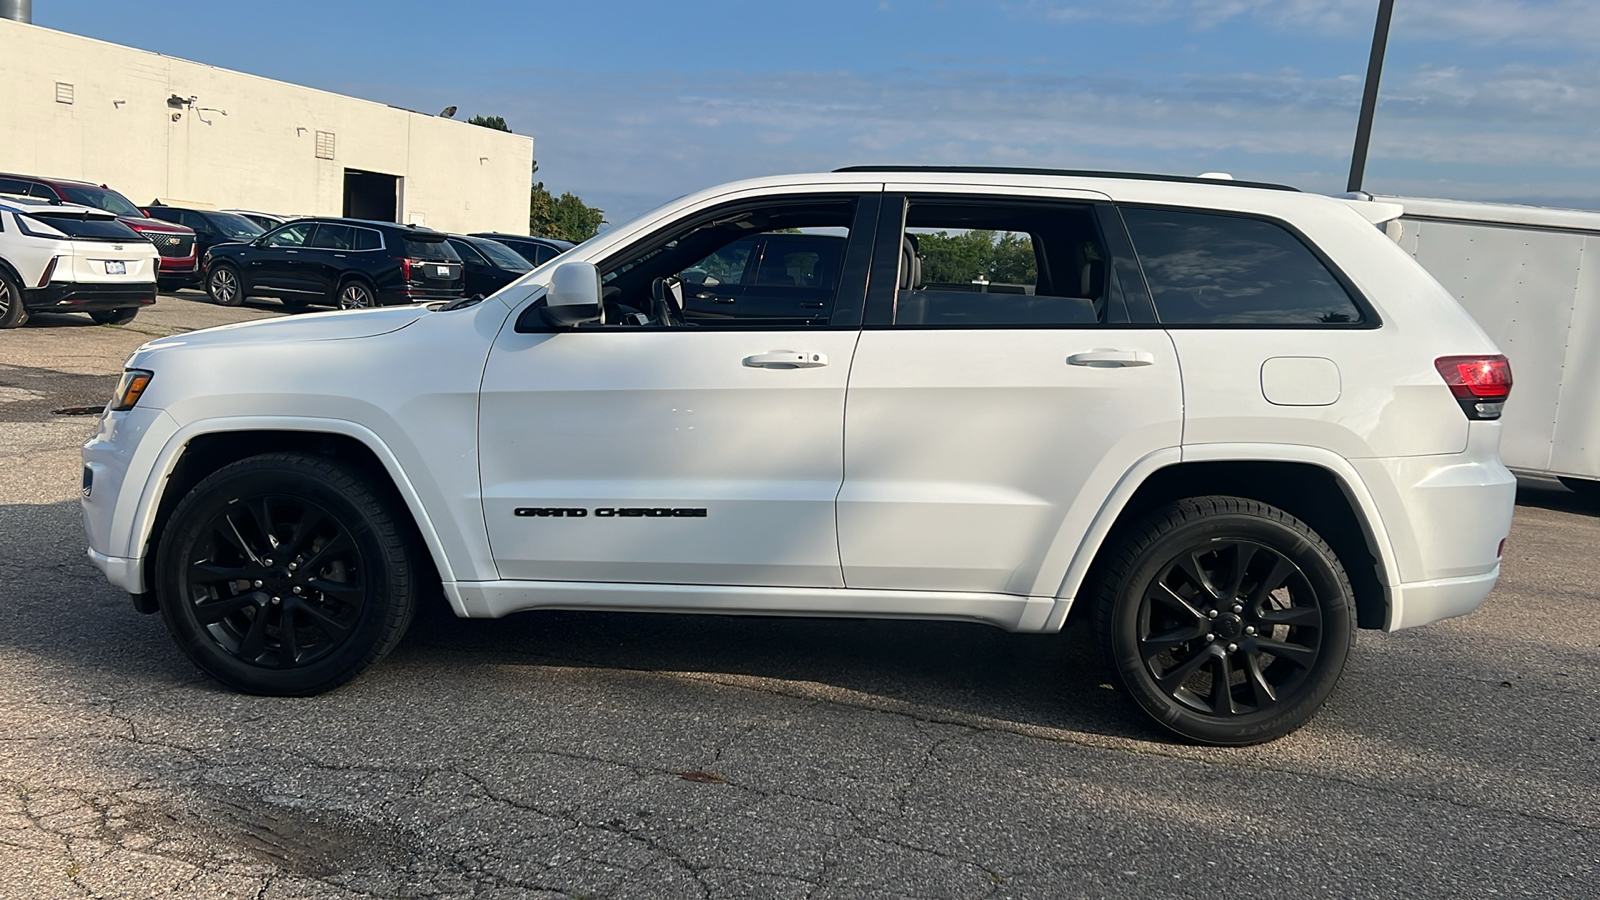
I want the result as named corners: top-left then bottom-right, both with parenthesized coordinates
top-left (832, 165), bottom-right (1300, 193)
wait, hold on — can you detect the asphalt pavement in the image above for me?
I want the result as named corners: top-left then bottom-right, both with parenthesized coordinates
top-left (1, 293), bottom-right (1597, 899)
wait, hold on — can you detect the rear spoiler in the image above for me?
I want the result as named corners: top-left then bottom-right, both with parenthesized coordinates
top-left (1336, 192), bottom-right (1405, 242)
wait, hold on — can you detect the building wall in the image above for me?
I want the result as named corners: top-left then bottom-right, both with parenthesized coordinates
top-left (0, 19), bottom-right (534, 233)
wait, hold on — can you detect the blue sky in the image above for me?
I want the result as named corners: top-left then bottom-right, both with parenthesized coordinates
top-left (36, 1), bottom-right (1600, 224)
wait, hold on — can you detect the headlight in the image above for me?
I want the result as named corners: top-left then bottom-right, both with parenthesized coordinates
top-left (110, 369), bottom-right (154, 411)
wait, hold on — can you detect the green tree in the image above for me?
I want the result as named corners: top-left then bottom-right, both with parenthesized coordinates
top-left (916, 230), bottom-right (1038, 286)
top-left (529, 180), bottom-right (605, 242)
top-left (467, 114), bottom-right (510, 132)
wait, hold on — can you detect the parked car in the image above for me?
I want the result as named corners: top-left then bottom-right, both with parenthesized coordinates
top-left (85, 166), bottom-right (1516, 745)
top-left (445, 234), bottom-right (532, 297)
top-left (468, 232), bottom-right (573, 266)
top-left (0, 195), bottom-right (158, 327)
top-left (1345, 193), bottom-right (1600, 501)
top-left (222, 209), bottom-right (293, 231)
top-left (141, 205), bottom-right (265, 273)
top-left (202, 217), bottom-right (465, 309)
top-left (0, 172), bottom-right (198, 290)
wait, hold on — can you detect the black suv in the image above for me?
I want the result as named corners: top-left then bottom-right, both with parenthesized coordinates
top-left (203, 218), bottom-right (464, 309)
top-left (141, 205), bottom-right (265, 275)
top-left (468, 232), bottom-right (574, 266)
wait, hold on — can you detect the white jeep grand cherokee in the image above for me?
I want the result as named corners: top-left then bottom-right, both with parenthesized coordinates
top-left (82, 167), bottom-right (1516, 745)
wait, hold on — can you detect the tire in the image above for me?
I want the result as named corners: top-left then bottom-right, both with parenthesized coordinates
top-left (1558, 477), bottom-right (1600, 503)
top-left (154, 452), bottom-right (417, 695)
top-left (0, 269), bottom-right (28, 328)
top-left (90, 308), bottom-right (138, 326)
top-left (206, 264), bottom-right (243, 306)
top-left (336, 279), bottom-right (376, 310)
top-left (1092, 496), bottom-right (1355, 746)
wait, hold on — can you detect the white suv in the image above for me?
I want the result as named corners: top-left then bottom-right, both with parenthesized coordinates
top-left (81, 167), bottom-right (1516, 745)
top-left (0, 195), bottom-right (160, 327)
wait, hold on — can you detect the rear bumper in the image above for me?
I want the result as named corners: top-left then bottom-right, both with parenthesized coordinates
top-left (1388, 567), bottom-right (1500, 630)
top-left (25, 281), bottom-right (158, 311)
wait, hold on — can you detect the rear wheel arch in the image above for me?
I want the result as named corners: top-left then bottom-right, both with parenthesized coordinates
top-left (335, 275), bottom-right (379, 308)
top-left (1068, 459), bottom-right (1391, 631)
top-left (143, 428), bottom-right (450, 605)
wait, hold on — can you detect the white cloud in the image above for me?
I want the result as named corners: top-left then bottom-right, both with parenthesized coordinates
top-left (1034, 1), bottom-right (1600, 47)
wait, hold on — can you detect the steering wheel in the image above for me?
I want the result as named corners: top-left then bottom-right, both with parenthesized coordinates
top-left (651, 275), bottom-right (686, 327)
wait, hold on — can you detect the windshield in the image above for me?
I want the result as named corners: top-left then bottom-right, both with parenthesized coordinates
top-left (208, 212), bottom-right (265, 240)
top-left (59, 186), bottom-right (144, 218)
top-left (470, 238), bottom-right (532, 271)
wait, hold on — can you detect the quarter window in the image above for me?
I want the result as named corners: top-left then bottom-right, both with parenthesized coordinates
top-left (1121, 207), bottom-right (1365, 326)
top-left (354, 228), bottom-right (383, 251)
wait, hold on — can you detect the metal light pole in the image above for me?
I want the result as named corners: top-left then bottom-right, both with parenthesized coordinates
top-left (1347, 0), bottom-right (1395, 193)
top-left (0, 0), bottom-right (33, 24)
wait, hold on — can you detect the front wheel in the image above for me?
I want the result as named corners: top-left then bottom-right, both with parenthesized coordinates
top-left (207, 265), bottom-right (243, 306)
top-left (1093, 497), bottom-right (1355, 746)
top-left (154, 452), bottom-right (417, 695)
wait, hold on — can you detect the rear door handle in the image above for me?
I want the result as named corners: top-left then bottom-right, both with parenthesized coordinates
top-left (1067, 350), bottom-right (1155, 368)
top-left (743, 351), bottom-right (828, 369)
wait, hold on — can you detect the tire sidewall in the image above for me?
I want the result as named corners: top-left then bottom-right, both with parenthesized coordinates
top-left (0, 270), bottom-right (28, 328)
top-left (338, 280), bottom-right (374, 310)
top-left (1105, 508), bottom-right (1354, 745)
top-left (155, 461), bottom-right (407, 695)
top-left (207, 265), bottom-right (243, 306)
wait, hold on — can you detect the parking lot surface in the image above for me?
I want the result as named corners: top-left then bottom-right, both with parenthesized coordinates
top-left (2, 294), bottom-right (1597, 899)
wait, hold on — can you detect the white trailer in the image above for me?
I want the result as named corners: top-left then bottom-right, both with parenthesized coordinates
top-left (1349, 195), bottom-right (1600, 497)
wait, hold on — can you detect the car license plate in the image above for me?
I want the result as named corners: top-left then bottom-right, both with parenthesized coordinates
top-left (433, 265), bottom-right (450, 277)
top-left (105, 261), bottom-right (126, 275)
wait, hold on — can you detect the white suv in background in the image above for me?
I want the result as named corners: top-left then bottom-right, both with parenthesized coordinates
top-left (0, 195), bottom-right (159, 327)
top-left (81, 167), bottom-right (1516, 745)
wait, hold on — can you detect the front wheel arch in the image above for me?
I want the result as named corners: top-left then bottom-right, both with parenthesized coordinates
top-left (144, 428), bottom-right (451, 604)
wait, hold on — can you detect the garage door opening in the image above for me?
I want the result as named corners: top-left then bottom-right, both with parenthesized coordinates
top-left (343, 169), bottom-right (400, 222)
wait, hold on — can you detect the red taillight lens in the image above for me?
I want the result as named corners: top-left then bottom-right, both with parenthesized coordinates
top-left (1436, 355), bottom-right (1512, 420)
top-left (400, 258), bottom-right (412, 280)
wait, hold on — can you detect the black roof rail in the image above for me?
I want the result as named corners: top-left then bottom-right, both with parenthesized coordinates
top-left (832, 165), bottom-right (1300, 193)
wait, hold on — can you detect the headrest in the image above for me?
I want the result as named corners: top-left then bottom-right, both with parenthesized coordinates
top-left (899, 235), bottom-right (923, 291)
top-left (1080, 259), bottom-right (1105, 298)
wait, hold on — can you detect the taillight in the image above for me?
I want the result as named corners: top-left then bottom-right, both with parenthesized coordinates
top-left (1435, 355), bottom-right (1512, 420)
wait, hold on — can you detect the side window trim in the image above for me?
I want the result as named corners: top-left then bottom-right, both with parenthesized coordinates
top-left (1117, 203), bottom-right (1382, 329)
top-left (1094, 203), bottom-right (1160, 325)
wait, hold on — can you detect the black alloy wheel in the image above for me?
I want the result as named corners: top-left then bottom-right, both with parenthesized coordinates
top-left (207, 265), bottom-right (243, 306)
top-left (0, 270), bottom-right (27, 328)
top-left (1094, 497), bottom-right (1354, 746)
top-left (155, 452), bottom-right (416, 695)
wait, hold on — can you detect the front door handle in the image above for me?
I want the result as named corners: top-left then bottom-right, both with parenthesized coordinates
top-left (743, 351), bottom-right (828, 369)
top-left (1067, 350), bottom-right (1155, 368)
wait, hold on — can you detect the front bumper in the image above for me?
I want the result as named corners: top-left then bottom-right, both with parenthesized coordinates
top-left (25, 281), bottom-right (158, 312)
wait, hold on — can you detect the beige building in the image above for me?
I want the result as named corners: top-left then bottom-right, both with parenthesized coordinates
top-left (0, 18), bottom-right (534, 233)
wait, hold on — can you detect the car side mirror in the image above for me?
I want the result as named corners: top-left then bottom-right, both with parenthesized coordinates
top-left (540, 261), bottom-right (603, 327)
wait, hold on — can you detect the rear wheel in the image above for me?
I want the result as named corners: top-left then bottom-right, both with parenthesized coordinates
top-left (0, 270), bottom-right (27, 328)
top-left (154, 452), bottom-right (417, 695)
top-left (1093, 496), bottom-right (1355, 746)
top-left (336, 280), bottom-right (376, 310)
top-left (90, 308), bottom-right (138, 326)
top-left (207, 264), bottom-right (243, 306)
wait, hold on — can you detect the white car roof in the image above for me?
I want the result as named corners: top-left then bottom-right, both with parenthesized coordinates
top-left (0, 194), bottom-right (110, 218)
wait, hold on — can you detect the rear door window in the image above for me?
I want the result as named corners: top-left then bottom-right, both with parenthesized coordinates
top-left (309, 224), bottom-right (356, 250)
top-left (1120, 207), bottom-right (1366, 326)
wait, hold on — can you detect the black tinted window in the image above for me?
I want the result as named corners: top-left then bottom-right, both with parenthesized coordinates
top-left (24, 212), bottom-right (140, 240)
top-left (145, 207), bottom-right (181, 224)
top-left (309, 224), bottom-right (355, 250)
top-left (448, 238), bottom-right (488, 265)
top-left (403, 237), bottom-right (460, 261)
top-left (0, 178), bottom-right (34, 196)
top-left (262, 223), bottom-right (312, 248)
top-left (533, 244), bottom-right (559, 264)
top-left (1121, 207), bottom-right (1364, 325)
top-left (354, 228), bottom-right (382, 251)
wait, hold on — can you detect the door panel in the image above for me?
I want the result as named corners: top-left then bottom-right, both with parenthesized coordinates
top-left (839, 328), bottom-right (1182, 595)
top-left (479, 329), bottom-right (861, 586)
